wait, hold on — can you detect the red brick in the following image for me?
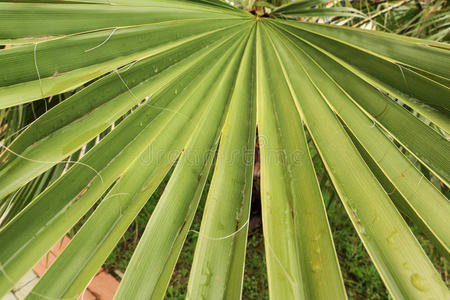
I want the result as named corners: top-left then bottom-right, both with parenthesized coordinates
top-left (88, 271), bottom-right (119, 300)
top-left (79, 289), bottom-right (96, 300)
top-left (50, 235), bottom-right (71, 256)
top-left (32, 252), bottom-right (57, 277)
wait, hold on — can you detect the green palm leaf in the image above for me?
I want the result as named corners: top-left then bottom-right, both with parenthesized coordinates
top-left (0, 1), bottom-right (448, 299)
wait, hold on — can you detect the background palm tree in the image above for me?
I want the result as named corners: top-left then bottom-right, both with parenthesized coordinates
top-left (327, 0), bottom-right (449, 41)
top-left (0, 0), bottom-right (448, 299)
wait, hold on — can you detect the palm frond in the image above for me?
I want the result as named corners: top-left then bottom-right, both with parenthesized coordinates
top-left (0, 1), bottom-right (448, 299)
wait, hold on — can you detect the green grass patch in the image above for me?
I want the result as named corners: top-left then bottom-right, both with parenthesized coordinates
top-left (102, 169), bottom-right (448, 299)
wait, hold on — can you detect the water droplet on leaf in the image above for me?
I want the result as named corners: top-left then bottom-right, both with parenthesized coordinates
top-left (312, 264), bottom-right (321, 273)
top-left (410, 273), bottom-right (429, 292)
top-left (386, 230), bottom-right (398, 244)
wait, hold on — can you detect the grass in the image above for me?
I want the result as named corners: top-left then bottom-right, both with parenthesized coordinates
top-left (242, 226), bottom-right (269, 300)
top-left (101, 159), bottom-right (448, 299)
top-left (327, 198), bottom-right (390, 300)
top-left (103, 187), bottom-right (390, 299)
top-left (67, 138), bottom-right (444, 300)
top-left (105, 194), bottom-right (448, 299)
top-left (99, 136), bottom-right (449, 299)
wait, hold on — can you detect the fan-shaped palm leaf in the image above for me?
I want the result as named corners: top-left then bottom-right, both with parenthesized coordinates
top-left (0, 0), bottom-right (448, 299)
